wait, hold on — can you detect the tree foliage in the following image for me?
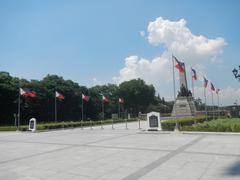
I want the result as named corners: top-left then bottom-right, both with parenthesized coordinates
top-left (0, 72), bottom-right (172, 125)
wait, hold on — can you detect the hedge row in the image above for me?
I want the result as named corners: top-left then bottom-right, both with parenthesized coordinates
top-left (161, 116), bottom-right (213, 131)
top-left (0, 118), bottom-right (138, 131)
top-left (181, 118), bottom-right (240, 132)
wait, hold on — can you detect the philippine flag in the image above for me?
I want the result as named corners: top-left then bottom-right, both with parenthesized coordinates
top-left (102, 95), bottom-right (109, 103)
top-left (119, 98), bottom-right (124, 104)
top-left (191, 68), bottom-right (197, 80)
top-left (55, 91), bottom-right (65, 100)
top-left (20, 88), bottom-right (37, 97)
top-left (203, 77), bottom-right (208, 88)
top-left (173, 55), bottom-right (185, 73)
top-left (210, 83), bottom-right (215, 91)
top-left (82, 94), bottom-right (90, 102)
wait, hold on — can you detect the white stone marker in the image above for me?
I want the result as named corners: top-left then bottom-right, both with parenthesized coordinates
top-left (146, 112), bottom-right (161, 131)
top-left (29, 118), bottom-right (37, 132)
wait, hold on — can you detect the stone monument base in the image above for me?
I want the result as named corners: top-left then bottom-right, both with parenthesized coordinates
top-left (171, 96), bottom-right (196, 118)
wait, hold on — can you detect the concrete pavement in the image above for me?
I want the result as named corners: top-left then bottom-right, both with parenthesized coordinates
top-left (0, 121), bottom-right (240, 180)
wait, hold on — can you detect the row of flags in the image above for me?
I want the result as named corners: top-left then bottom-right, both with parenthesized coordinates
top-left (19, 88), bottom-right (125, 104)
top-left (18, 88), bottom-right (125, 126)
top-left (173, 56), bottom-right (220, 95)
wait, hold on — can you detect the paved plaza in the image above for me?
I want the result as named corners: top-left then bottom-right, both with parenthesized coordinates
top-left (0, 121), bottom-right (240, 180)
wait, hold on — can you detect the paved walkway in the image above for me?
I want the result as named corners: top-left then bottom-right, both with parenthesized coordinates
top-left (0, 121), bottom-right (240, 180)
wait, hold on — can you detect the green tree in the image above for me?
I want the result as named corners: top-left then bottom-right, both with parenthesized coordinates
top-left (118, 79), bottom-right (155, 116)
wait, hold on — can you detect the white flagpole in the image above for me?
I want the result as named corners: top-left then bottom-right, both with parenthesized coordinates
top-left (211, 90), bottom-right (214, 119)
top-left (18, 88), bottom-right (21, 130)
top-left (55, 92), bottom-right (57, 122)
top-left (118, 100), bottom-right (120, 119)
top-left (204, 86), bottom-right (207, 121)
top-left (172, 55), bottom-right (178, 130)
top-left (191, 70), bottom-right (194, 98)
top-left (101, 99), bottom-right (104, 129)
top-left (81, 95), bottom-right (83, 129)
top-left (217, 93), bottom-right (220, 119)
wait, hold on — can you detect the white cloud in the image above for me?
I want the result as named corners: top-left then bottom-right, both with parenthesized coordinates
top-left (140, 31), bottom-right (145, 37)
top-left (114, 17), bottom-right (227, 102)
top-left (147, 17), bottom-right (226, 62)
top-left (92, 77), bottom-right (102, 86)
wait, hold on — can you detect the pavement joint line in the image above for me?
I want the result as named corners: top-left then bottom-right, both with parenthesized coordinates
top-left (122, 135), bottom-right (206, 180)
top-left (0, 133), bottom-right (134, 165)
top-left (183, 151), bottom-right (240, 157)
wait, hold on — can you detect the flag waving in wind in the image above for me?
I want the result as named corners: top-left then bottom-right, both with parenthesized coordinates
top-left (191, 68), bottom-right (197, 80)
top-left (210, 83), bottom-right (215, 91)
top-left (20, 88), bottom-right (36, 97)
top-left (173, 55), bottom-right (185, 73)
top-left (55, 91), bottom-right (65, 100)
top-left (82, 94), bottom-right (90, 102)
top-left (119, 98), bottom-right (124, 104)
top-left (203, 77), bottom-right (208, 88)
top-left (102, 95), bottom-right (109, 103)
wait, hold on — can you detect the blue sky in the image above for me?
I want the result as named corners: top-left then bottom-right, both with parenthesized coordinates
top-left (1, 0), bottom-right (240, 105)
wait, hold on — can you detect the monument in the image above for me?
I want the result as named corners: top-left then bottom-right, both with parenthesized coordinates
top-left (146, 112), bottom-right (161, 131)
top-left (171, 62), bottom-right (196, 118)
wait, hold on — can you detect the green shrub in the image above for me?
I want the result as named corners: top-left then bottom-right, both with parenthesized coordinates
top-left (181, 118), bottom-right (240, 132)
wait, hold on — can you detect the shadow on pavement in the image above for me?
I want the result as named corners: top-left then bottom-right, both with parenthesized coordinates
top-left (225, 161), bottom-right (240, 176)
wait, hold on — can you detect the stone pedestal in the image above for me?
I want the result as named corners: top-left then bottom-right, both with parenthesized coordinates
top-left (171, 96), bottom-right (196, 118)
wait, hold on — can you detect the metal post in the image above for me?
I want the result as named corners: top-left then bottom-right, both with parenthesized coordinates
top-left (18, 88), bottom-right (21, 131)
top-left (101, 100), bottom-right (104, 129)
top-left (112, 118), bottom-right (114, 129)
top-left (81, 97), bottom-right (83, 129)
top-left (191, 70), bottom-right (194, 98)
top-left (138, 112), bottom-right (141, 129)
top-left (172, 55), bottom-right (178, 131)
top-left (211, 91), bottom-right (214, 119)
top-left (55, 92), bottom-right (57, 122)
top-left (204, 87), bottom-right (207, 121)
top-left (217, 94), bottom-right (220, 119)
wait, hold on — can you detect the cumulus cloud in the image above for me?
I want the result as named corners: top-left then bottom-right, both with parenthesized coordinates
top-left (147, 17), bottom-right (225, 62)
top-left (114, 55), bottom-right (171, 83)
top-left (114, 17), bottom-right (226, 101)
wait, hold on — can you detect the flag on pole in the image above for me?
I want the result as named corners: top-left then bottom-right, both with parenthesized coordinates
top-left (216, 88), bottom-right (220, 94)
top-left (82, 94), bottom-right (90, 102)
top-left (55, 91), bottom-right (65, 100)
top-left (20, 88), bottom-right (36, 97)
top-left (173, 55), bottom-right (185, 73)
top-left (102, 95), bottom-right (109, 103)
top-left (119, 98), bottom-right (124, 104)
top-left (191, 68), bottom-right (197, 80)
top-left (210, 83), bottom-right (215, 91)
top-left (203, 77), bottom-right (208, 88)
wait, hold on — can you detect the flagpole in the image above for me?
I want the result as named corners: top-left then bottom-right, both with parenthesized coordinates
top-left (101, 99), bottom-right (104, 129)
top-left (118, 100), bottom-right (120, 119)
top-left (81, 95), bottom-right (83, 129)
top-left (172, 55), bottom-right (178, 130)
top-left (204, 86), bottom-right (207, 121)
top-left (55, 92), bottom-right (57, 122)
top-left (18, 88), bottom-right (21, 131)
top-left (191, 70), bottom-right (194, 98)
top-left (211, 90), bottom-right (214, 119)
top-left (217, 93), bottom-right (220, 119)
